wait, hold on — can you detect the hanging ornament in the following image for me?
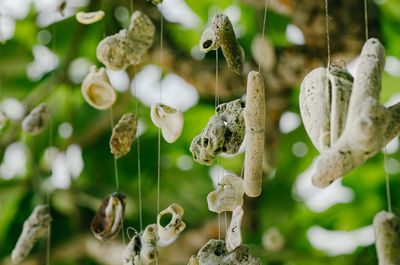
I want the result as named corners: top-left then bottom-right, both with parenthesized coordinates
top-left (96, 11), bottom-right (155, 71)
top-left (207, 175), bottom-right (244, 213)
top-left (138, 224), bottom-right (160, 265)
top-left (11, 205), bottom-right (52, 264)
top-left (91, 192), bottom-right (126, 241)
top-left (225, 206), bottom-right (244, 252)
top-left (110, 113), bottom-right (138, 159)
top-left (76, 11), bottom-right (105, 24)
top-left (150, 103), bottom-right (184, 143)
top-left (199, 13), bottom-right (245, 75)
top-left (22, 103), bottom-right (51, 135)
top-left (157, 203), bottom-right (186, 241)
top-left (190, 99), bottom-right (246, 166)
top-left (374, 211), bottom-right (400, 265)
top-left (243, 71), bottom-right (266, 197)
top-left (81, 66), bottom-right (117, 110)
top-left (123, 232), bottom-right (141, 265)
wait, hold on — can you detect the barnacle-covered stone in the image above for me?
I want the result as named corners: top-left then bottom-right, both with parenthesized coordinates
top-left (123, 233), bottom-right (141, 265)
top-left (196, 239), bottom-right (261, 265)
top-left (212, 13), bottom-right (244, 75)
top-left (22, 103), bottom-right (51, 135)
top-left (226, 206), bottom-right (244, 252)
top-left (374, 211), bottom-right (400, 265)
top-left (207, 175), bottom-right (244, 213)
top-left (300, 66), bottom-right (353, 152)
top-left (81, 66), bottom-right (117, 110)
top-left (157, 203), bottom-right (186, 241)
top-left (11, 205), bottom-right (52, 264)
top-left (199, 26), bottom-right (219, 53)
top-left (76, 11), bottom-right (105, 24)
top-left (136, 224), bottom-right (159, 265)
top-left (96, 11), bottom-right (155, 70)
top-left (312, 38), bottom-right (400, 187)
top-left (150, 103), bottom-right (184, 143)
top-left (110, 113), bottom-right (137, 159)
top-left (190, 99), bottom-right (246, 166)
top-left (244, 71), bottom-right (265, 197)
top-left (91, 192), bottom-right (126, 242)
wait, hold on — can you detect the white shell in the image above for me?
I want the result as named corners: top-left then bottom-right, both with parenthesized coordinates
top-left (81, 66), bottom-right (117, 110)
top-left (207, 175), bottom-right (244, 213)
top-left (122, 234), bottom-right (141, 265)
top-left (150, 103), bottom-right (183, 143)
top-left (157, 203), bottom-right (186, 241)
top-left (76, 11), bottom-right (105, 24)
top-left (226, 206), bottom-right (244, 252)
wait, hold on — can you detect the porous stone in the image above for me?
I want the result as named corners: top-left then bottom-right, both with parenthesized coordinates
top-left (190, 99), bottom-right (246, 166)
top-left (207, 175), bottom-right (244, 213)
top-left (110, 113), bottom-right (137, 159)
top-left (374, 211), bottom-right (400, 265)
top-left (96, 11), bottom-right (155, 70)
top-left (199, 26), bottom-right (219, 53)
top-left (22, 103), bottom-right (51, 135)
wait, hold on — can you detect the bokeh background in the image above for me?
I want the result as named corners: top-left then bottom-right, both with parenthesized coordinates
top-left (0, 0), bottom-right (400, 264)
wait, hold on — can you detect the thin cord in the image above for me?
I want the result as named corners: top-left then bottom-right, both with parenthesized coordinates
top-left (364, 0), bottom-right (368, 41)
top-left (258, 0), bottom-right (268, 72)
top-left (324, 0), bottom-right (331, 68)
top-left (384, 148), bottom-right (392, 212)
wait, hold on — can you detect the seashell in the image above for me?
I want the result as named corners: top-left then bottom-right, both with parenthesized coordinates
top-left (243, 71), bottom-right (266, 197)
top-left (91, 192), bottom-right (126, 241)
top-left (76, 11), bottom-right (105, 24)
top-left (311, 38), bottom-right (400, 187)
top-left (96, 11), bottom-right (155, 70)
top-left (110, 113), bottom-right (138, 159)
top-left (22, 103), bottom-right (51, 135)
top-left (157, 203), bottom-right (186, 241)
top-left (207, 175), bottom-right (244, 213)
top-left (374, 211), bottom-right (400, 265)
top-left (0, 110), bottom-right (8, 127)
top-left (123, 233), bottom-right (142, 265)
top-left (188, 255), bottom-right (199, 265)
top-left (190, 99), bottom-right (246, 166)
top-left (196, 239), bottom-right (261, 265)
top-left (137, 224), bottom-right (159, 265)
top-left (81, 66), bottom-right (117, 110)
top-left (150, 103), bottom-right (184, 143)
top-left (225, 206), bottom-right (244, 252)
top-left (212, 13), bottom-right (244, 75)
top-left (11, 205), bottom-right (52, 264)
top-left (199, 26), bottom-right (219, 53)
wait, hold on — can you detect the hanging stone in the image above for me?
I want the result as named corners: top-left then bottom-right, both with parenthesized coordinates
top-left (207, 175), bottom-right (244, 213)
top-left (137, 224), bottom-right (159, 265)
top-left (374, 211), bottom-right (400, 265)
top-left (22, 103), bottom-right (51, 135)
top-left (190, 99), bottom-right (246, 166)
top-left (150, 103), bottom-right (184, 143)
top-left (123, 233), bottom-right (141, 265)
top-left (110, 113), bottom-right (138, 159)
top-left (157, 203), bottom-right (186, 241)
top-left (11, 205), bottom-right (52, 264)
top-left (91, 192), bottom-right (126, 241)
top-left (96, 11), bottom-right (155, 70)
top-left (225, 206), bottom-right (244, 252)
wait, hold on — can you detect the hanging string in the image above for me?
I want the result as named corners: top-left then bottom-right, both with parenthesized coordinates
top-left (364, 0), bottom-right (368, 41)
top-left (258, 0), bottom-right (268, 72)
top-left (324, 0), bottom-right (331, 68)
top-left (383, 148), bottom-right (392, 212)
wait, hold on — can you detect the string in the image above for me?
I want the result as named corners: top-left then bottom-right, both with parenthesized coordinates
top-left (258, 0), bottom-right (268, 72)
top-left (324, 0), bottom-right (331, 68)
top-left (364, 0), bottom-right (368, 41)
top-left (384, 148), bottom-right (392, 212)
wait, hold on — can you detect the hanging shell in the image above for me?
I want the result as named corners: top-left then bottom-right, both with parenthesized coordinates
top-left (190, 99), bottom-right (246, 166)
top-left (123, 233), bottom-right (142, 265)
top-left (157, 203), bottom-right (186, 241)
top-left (150, 103), bottom-right (184, 143)
top-left (374, 211), bottom-right (400, 265)
top-left (207, 175), bottom-right (244, 213)
top-left (81, 66), bottom-right (117, 110)
top-left (110, 113), bottom-right (138, 159)
top-left (226, 206), bottom-right (244, 252)
top-left (91, 192), bottom-right (126, 241)
top-left (96, 11), bottom-right (155, 70)
top-left (11, 205), bottom-right (52, 264)
top-left (299, 65), bottom-right (353, 152)
top-left (137, 224), bottom-right (159, 265)
top-left (22, 103), bottom-right (51, 135)
top-left (76, 11), bottom-right (105, 24)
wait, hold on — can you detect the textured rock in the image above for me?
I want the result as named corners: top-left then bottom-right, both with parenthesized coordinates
top-left (199, 26), bottom-right (219, 53)
top-left (11, 205), bottom-right (52, 264)
top-left (207, 175), bottom-right (244, 213)
top-left (157, 203), bottom-right (186, 241)
top-left (190, 99), bottom-right (246, 166)
top-left (91, 192), bottom-right (126, 241)
top-left (76, 10), bottom-right (105, 24)
top-left (374, 211), bottom-right (400, 265)
top-left (196, 239), bottom-right (261, 265)
top-left (244, 71), bottom-right (265, 197)
top-left (22, 103), bottom-right (51, 135)
top-left (226, 206), bottom-right (244, 252)
top-left (81, 66), bottom-right (117, 110)
top-left (96, 11), bottom-right (155, 70)
top-left (150, 103), bottom-right (184, 143)
top-left (110, 113), bottom-right (137, 159)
